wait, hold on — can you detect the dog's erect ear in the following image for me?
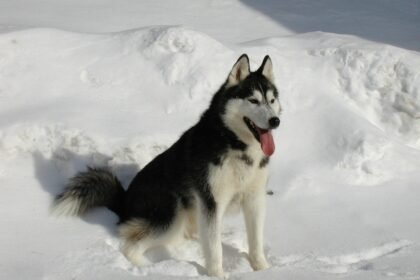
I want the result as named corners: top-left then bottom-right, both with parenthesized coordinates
top-left (257, 55), bottom-right (274, 83)
top-left (227, 54), bottom-right (250, 87)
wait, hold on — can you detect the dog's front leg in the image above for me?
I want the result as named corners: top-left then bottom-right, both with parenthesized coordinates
top-left (198, 204), bottom-right (224, 277)
top-left (242, 188), bottom-right (270, 271)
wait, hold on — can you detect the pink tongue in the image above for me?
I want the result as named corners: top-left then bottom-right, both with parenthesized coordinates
top-left (260, 130), bottom-right (275, 156)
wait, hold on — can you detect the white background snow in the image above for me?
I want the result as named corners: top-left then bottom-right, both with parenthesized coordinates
top-left (0, 1), bottom-right (419, 279)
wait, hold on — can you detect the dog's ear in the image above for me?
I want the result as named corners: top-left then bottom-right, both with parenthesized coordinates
top-left (227, 54), bottom-right (250, 87)
top-left (257, 55), bottom-right (274, 83)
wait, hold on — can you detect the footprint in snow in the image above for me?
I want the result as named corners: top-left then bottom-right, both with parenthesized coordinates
top-left (270, 239), bottom-right (412, 275)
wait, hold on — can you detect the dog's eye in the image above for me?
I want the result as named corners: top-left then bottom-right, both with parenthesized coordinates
top-left (248, 99), bottom-right (259, 105)
top-left (270, 99), bottom-right (275, 104)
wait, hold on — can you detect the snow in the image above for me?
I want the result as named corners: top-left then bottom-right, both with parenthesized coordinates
top-left (1, 1), bottom-right (420, 279)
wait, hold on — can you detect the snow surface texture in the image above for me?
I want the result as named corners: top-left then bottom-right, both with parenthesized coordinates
top-left (1, 1), bottom-right (420, 280)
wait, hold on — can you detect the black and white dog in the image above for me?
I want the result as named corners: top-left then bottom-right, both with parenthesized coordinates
top-left (53, 54), bottom-right (281, 277)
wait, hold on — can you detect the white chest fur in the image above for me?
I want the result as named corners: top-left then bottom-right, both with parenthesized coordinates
top-left (208, 146), bottom-right (269, 208)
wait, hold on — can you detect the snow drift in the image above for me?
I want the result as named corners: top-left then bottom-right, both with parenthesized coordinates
top-left (1, 26), bottom-right (420, 279)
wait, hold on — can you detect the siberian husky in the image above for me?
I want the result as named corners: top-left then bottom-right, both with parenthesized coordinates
top-left (53, 54), bottom-right (281, 277)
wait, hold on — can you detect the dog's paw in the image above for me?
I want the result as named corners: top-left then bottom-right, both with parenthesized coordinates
top-left (249, 255), bottom-right (270, 271)
top-left (207, 266), bottom-right (224, 278)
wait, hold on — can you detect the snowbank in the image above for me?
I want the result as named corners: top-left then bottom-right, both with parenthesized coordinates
top-left (1, 26), bottom-right (420, 279)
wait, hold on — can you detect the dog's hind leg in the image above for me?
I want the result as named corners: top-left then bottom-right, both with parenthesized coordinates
top-left (184, 208), bottom-right (198, 240)
top-left (119, 219), bottom-right (154, 266)
top-left (118, 211), bottom-right (188, 266)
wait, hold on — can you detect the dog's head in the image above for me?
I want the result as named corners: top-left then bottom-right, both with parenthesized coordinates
top-left (222, 54), bottom-right (281, 156)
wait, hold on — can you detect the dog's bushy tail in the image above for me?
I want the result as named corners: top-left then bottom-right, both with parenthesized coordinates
top-left (52, 167), bottom-right (125, 218)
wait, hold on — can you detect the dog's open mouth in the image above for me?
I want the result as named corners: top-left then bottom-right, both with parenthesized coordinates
top-left (243, 117), bottom-right (275, 156)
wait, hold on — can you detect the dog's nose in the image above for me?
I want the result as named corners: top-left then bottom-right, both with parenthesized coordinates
top-left (269, 117), bottom-right (280, 129)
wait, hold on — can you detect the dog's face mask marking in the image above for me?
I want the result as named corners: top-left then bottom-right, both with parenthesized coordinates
top-left (223, 55), bottom-right (282, 156)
